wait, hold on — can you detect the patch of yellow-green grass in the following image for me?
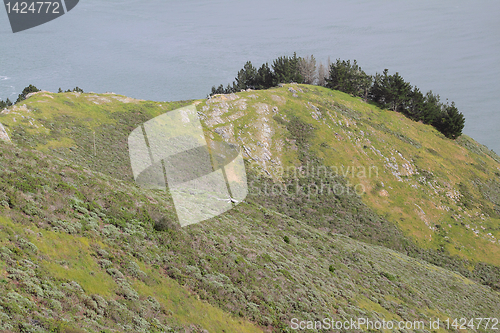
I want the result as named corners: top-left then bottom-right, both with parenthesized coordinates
top-left (356, 295), bottom-right (401, 322)
top-left (0, 217), bottom-right (112, 295)
top-left (25, 93), bottom-right (119, 128)
top-left (36, 137), bottom-right (75, 151)
top-left (133, 268), bottom-right (263, 333)
top-left (27, 228), bottom-right (116, 296)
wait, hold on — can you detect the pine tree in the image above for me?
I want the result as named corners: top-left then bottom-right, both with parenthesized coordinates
top-left (255, 63), bottom-right (274, 89)
top-left (327, 59), bottom-right (372, 99)
top-left (404, 87), bottom-right (425, 119)
top-left (435, 102), bottom-right (465, 139)
top-left (272, 53), bottom-right (303, 85)
top-left (16, 84), bottom-right (40, 104)
top-left (370, 70), bottom-right (411, 111)
top-left (235, 61), bottom-right (258, 91)
top-left (421, 91), bottom-right (442, 125)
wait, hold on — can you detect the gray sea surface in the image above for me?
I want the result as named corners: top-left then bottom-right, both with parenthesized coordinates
top-left (1, 0), bottom-right (498, 153)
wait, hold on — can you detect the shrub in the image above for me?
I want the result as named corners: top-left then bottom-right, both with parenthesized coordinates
top-left (153, 215), bottom-right (178, 232)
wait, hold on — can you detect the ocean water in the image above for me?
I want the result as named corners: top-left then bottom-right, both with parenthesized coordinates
top-left (1, 0), bottom-right (499, 154)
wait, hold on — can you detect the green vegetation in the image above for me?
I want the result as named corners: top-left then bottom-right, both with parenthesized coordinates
top-left (1, 85), bottom-right (85, 110)
top-left (0, 85), bottom-right (499, 331)
top-left (209, 54), bottom-right (465, 139)
top-left (326, 59), bottom-right (371, 100)
top-left (15, 84), bottom-right (40, 104)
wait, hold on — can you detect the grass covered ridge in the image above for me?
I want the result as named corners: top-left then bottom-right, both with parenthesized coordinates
top-left (0, 86), bottom-right (499, 331)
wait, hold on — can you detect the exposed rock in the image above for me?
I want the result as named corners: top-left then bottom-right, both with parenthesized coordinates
top-left (0, 123), bottom-right (11, 143)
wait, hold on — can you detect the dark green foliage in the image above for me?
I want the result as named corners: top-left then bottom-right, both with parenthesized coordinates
top-left (370, 69), bottom-right (412, 112)
top-left (369, 70), bottom-right (465, 139)
top-left (207, 55), bottom-right (466, 139)
top-left (433, 102), bottom-right (465, 139)
top-left (404, 87), bottom-right (425, 119)
top-left (209, 54), bottom-right (302, 96)
top-left (421, 91), bottom-right (442, 124)
top-left (283, 235), bottom-right (290, 244)
top-left (381, 272), bottom-right (397, 282)
top-left (210, 84), bottom-right (226, 96)
top-left (255, 63), bottom-right (275, 89)
top-left (235, 61), bottom-right (258, 90)
top-left (0, 98), bottom-right (13, 109)
top-left (153, 215), bottom-right (179, 232)
top-left (326, 59), bottom-right (372, 100)
top-left (271, 53), bottom-right (303, 85)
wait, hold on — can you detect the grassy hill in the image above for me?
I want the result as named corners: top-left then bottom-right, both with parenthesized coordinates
top-left (0, 86), bottom-right (499, 332)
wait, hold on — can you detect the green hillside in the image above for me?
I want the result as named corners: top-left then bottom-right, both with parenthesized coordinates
top-left (0, 86), bottom-right (499, 332)
top-left (199, 85), bottom-right (500, 266)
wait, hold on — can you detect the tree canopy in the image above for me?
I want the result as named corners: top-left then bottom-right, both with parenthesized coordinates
top-left (208, 54), bottom-right (466, 139)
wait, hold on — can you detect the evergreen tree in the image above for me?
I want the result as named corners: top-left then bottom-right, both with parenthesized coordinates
top-left (326, 59), bottom-right (371, 100)
top-left (58, 88), bottom-right (63, 93)
top-left (15, 84), bottom-right (40, 104)
top-left (421, 91), bottom-right (442, 125)
top-left (224, 83), bottom-right (235, 94)
top-left (235, 61), bottom-right (258, 90)
top-left (370, 69), bottom-right (411, 111)
top-left (404, 87), bottom-right (426, 119)
top-left (255, 63), bottom-right (275, 89)
top-left (434, 102), bottom-right (465, 139)
top-left (210, 84), bottom-right (225, 96)
top-left (272, 53), bottom-right (303, 85)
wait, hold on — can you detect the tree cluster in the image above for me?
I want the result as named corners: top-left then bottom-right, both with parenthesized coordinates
top-left (0, 98), bottom-right (13, 109)
top-left (0, 84), bottom-right (40, 109)
top-left (1, 85), bottom-right (86, 110)
top-left (326, 59), bottom-right (372, 101)
top-left (209, 54), bottom-right (465, 139)
top-left (59, 86), bottom-right (84, 93)
top-left (15, 84), bottom-right (40, 104)
top-left (369, 69), bottom-right (465, 139)
top-left (210, 53), bottom-right (305, 96)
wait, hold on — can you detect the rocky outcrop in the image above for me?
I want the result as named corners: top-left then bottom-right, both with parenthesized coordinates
top-left (0, 122), bottom-right (11, 143)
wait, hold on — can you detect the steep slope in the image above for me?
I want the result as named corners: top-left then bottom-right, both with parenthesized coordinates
top-left (197, 85), bottom-right (500, 267)
top-left (1, 87), bottom-right (500, 331)
top-left (0, 141), bottom-right (499, 332)
top-left (0, 142), bottom-right (262, 333)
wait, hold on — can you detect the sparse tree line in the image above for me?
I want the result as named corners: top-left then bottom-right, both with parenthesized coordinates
top-left (0, 85), bottom-right (84, 109)
top-left (209, 54), bottom-right (465, 139)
